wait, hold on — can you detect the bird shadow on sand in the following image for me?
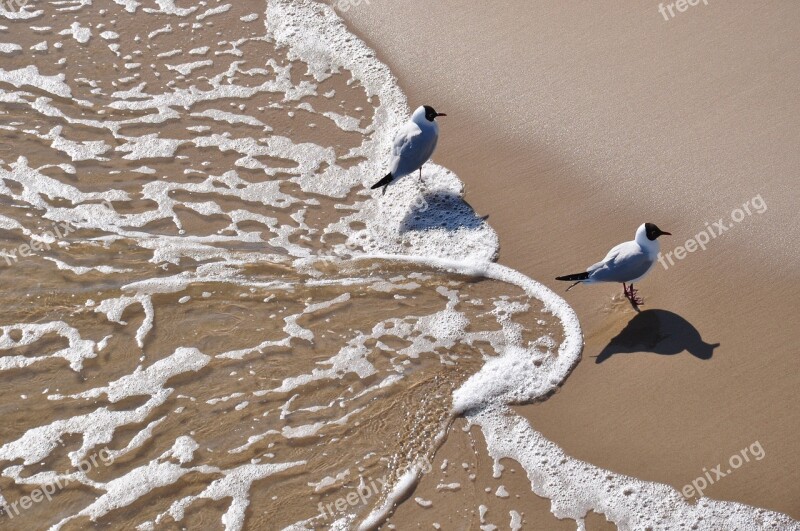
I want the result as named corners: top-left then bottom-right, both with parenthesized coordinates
top-left (594, 309), bottom-right (719, 364)
top-left (399, 190), bottom-right (488, 233)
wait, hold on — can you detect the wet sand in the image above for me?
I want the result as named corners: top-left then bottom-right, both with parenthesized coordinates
top-left (339, 0), bottom-right (800, 525)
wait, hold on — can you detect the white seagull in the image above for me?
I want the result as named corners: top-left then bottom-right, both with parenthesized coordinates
top-left (555, 222), bottom-right (671, 307)
top-left (371, 105), bottom-right (446, 194)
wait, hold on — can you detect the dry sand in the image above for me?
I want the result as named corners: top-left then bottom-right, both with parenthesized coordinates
top-left (339, 0), bottom-right (800, 526)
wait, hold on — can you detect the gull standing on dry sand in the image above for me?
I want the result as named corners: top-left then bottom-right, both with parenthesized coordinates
top-left (371, 105), bottom-right (446, 195)
top-left (555, 222), bottom-right (671, 307)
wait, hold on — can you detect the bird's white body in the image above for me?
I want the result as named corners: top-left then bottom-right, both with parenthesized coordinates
top-left (583, 224), bottom-right (661, 284)
top-left (389, 106), bottom-right (440, 180)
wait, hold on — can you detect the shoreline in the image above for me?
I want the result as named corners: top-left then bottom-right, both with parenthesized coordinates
top-left (339, 0), bottom-right (800, 524)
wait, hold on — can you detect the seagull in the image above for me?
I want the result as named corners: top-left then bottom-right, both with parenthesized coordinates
top-left (555, 223), bottom-right (671, 307)
top-left (371, 105), bottom-right (446, 195)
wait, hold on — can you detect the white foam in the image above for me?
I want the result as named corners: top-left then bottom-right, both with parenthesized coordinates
top-left (0, 3), bottom-right (43, 20)
top-left (166, 59), bottom-right (213, 76)
top-left (44, 257), bottom-right (132, 275)
top-left (52, 347), bottom-right (210, 403)
top-left (0, 65), bottom-right (74, 99)
top-left (435, 482), bottom-right (461, 492)
top-left (414, 497), bottom-right (432, 507)
top-left (59, 21), bottom-right (92, 44)
top-left (43, 125), bottom-right (110, 161)
top-left (358, 466), bottom-right (421, 531)
top-left (472, 407), bottom-right (798, 530)
top-left (0, 321), bottom-right (99, 372)
top-left (150, 461), bottom-right (305, 530)
top-left (0, 42), bottom-right (21, 54)
top-left (94, 294), bottom-right (155, 348)
top-left (196, 4), bottom-right (230, 21)
top-left (50, 444), bottom-right (215, 529)
top-left (143, 0), bottom-right (198, 17)
top-left (148, 24), bottom-right (172, 39)
top-left (112, 0), bottom-right (139, 12)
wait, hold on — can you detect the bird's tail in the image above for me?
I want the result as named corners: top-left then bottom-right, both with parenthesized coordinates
top-left (555, 272), bottom-right (590, 292)
top-left (370, 173), bottom-right (393, 190)
top-left (555, 272), bottom-right (590, 281)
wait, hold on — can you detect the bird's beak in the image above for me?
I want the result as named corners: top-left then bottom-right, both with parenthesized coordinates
top-left (661, 231), bottom-right (671, 236)
top-left (436, 112), bottom-right (447, 117)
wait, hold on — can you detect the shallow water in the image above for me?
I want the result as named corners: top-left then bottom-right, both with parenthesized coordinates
top-left (0, 1), bottom-right (568, 528)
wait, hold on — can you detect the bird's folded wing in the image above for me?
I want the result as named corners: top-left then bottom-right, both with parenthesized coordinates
top-left (392, 122), bottom-right (422, 158)
top-left (587, 242), bottom-right (652, 282)
top-left (587, 242), bottom-right (626, 273)
top-left (390, 122), bottom-right (439, 178)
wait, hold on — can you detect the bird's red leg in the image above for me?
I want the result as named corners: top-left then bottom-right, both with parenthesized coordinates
top-left (628, 284), bottom-right (644, 306)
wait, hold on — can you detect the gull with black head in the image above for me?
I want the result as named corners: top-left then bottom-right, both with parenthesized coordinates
top-left (371, 105), bottom-right (446, 195)
top-left (555, 223), bottom-right (671, 307)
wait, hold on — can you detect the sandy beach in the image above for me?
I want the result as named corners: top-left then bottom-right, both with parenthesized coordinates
top-left (340, 0), bottom-right (800, 526)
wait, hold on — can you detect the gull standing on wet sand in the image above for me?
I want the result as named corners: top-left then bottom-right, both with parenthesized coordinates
top-left (371, 105), bottom-right (446, 195)
top-left (555, 223), bottom-right (671, 307)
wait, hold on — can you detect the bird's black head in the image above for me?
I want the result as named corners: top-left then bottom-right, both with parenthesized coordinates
top-left (645, 223), bottom-right (671, 241)
top-left (423, 105), bottom-right (446, 122)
